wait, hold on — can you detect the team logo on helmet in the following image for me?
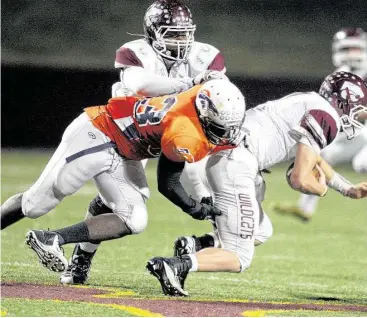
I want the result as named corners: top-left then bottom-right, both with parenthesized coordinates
top-left (197, 93), bottom-right (219, 116)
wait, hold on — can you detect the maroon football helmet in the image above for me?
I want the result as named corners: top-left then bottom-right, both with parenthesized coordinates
top-left (319, 71), bottom-right (367, 138)
top-left (143, 0), bottom-right (196, 61)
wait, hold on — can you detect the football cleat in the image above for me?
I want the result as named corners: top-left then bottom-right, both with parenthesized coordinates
top-left (60, 244), bottom-right (96, 285)
top-left (25, 230), bottom-right (68, 272)
top-left (173, 235), bottom-right (202, 257)
top-left (269, 202), bottom-right (312, 222)
top-left (146, 256), bottom-right (191, 296)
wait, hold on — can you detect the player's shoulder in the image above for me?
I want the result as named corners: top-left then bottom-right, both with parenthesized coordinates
top-left (115, 39), bottom-right (158, 69)
top-left (120, 39), bottom-right (152, 52)
top-left (190, 41), bottom-right (220, 55)
top-left (305, 92), bottom-right (340, 121)
top-left (187, 41), bottom-right (224, 72)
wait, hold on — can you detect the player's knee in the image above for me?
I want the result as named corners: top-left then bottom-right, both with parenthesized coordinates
top-left (352, 156), bottom-right (367, 173)
top-left (232, 250), bottom-right (252, 273)
top-left (117, 205), bottom-right (148, 234)
top-left (89, 195), bottom-right (113, 216)
top-left (221, 242), bottom-right (254, 273)
top-left (21, 196), bottom-right (46, 219)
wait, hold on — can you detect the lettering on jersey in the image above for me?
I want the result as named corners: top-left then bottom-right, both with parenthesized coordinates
top-left (300, 110), bottom-right (338, 149)
top-left (134, 97), bottom-right (177, 126)
top-left (238, 193), bottom-right (255, 240)
top-left (174, 147), bottom-right (194, 162)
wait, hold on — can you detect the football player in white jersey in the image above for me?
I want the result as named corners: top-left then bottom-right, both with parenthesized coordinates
top-left (146, 71), bottom-right (367, 297)
top-left (273, 28), bottom-right (367, 221)
top-left (59, 0), bottom-right (227, 285)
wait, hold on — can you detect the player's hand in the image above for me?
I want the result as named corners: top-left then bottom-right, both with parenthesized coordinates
top-left (346, 182), bottom-right (367, 199)
top-left (200, 196), bottom-right (213, 206)
top-left (190, 203), bottom-right (222, 221)
top-left (192, 70), bottom-right (229, 85)
top-left (187, 201), bottom-right (222, 221)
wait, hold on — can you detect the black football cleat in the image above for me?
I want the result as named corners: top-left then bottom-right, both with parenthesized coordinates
top-left (60, 244), bottom-right (96, 285)
top-left (173, 235), bottom-right (202, 257)
top-left (146, 256), bottom-right (191, 296)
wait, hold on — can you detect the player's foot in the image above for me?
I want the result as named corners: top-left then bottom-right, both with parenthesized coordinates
top-left (146, 256), bottom-right (191, 296)
top-left (60, 244), bottom-right (95, 285)
top-left (269, 202), bottom-right (312, 222)
top-left (173, 235), bottom-right (202, 257)
top-left (26, 230), bottom-right (68, 272)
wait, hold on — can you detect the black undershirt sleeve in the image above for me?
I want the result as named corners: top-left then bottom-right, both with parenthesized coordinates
top-left (157, 152), bottom-right (199, 213)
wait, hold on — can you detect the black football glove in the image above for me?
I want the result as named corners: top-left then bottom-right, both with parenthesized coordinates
top-left (186, 199), bottom-right (221, 221)
top-left (200, 196), bottom-right (213, 206)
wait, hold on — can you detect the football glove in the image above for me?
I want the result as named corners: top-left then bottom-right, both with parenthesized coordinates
top-left (186, 199), bottom-right (221, 221)
top-left (192, 70), bottom-right (229, 85)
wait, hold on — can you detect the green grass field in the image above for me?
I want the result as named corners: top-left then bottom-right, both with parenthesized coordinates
top-left (1, 150), bottom-right (367, 317)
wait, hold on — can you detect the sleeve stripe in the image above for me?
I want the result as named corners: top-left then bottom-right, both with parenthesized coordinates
top-left (300, 109), bottom-right (338, 149)
top-left (115, 47), bottom-right (143, 68)
top-left (207, 52), bottom-right (225, 71)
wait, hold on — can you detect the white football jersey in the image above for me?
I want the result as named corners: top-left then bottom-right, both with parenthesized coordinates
top-left (114, 39), bottom-right (224, 96)
top-left (243, 92), bottom-right (341, 170)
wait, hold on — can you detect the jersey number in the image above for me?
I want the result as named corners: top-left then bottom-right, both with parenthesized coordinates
top-left (134, 96), bottom-right (177, 127)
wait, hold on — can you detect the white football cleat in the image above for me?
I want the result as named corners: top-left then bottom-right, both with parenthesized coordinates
top-left (26, 230), bottom-right (68, 272)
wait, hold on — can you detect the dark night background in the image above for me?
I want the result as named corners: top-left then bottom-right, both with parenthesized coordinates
top-left (2, 0), bottom-right (367, 147)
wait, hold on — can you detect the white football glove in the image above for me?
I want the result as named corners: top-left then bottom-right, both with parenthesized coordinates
top-left (192, 70), bottom-right (229, 85)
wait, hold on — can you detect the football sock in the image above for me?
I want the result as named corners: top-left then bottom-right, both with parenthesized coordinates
top-left (186, 254), bottom-right (198, 272)
top-left (297, 194), bottom-right (320, 216)
top-left (79, 210), bottom-right (100, 253)
top-left (1, 193), bottom-right (24, 229)
top-left (55, 214), bottom-right (131, 246)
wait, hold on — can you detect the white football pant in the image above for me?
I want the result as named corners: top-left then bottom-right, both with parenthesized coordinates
top-left (21, 113), bottom-right (149, 234)
top-left (205, 145), bottom-right (273, 272)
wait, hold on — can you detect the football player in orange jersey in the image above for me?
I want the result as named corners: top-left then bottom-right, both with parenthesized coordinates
top-left (1, 78), bottom-right (247, 274)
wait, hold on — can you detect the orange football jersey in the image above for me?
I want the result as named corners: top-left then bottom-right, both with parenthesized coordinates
top-left (84, 85), bottom-right (235, 162)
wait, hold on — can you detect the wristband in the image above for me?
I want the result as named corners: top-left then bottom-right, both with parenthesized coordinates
top-left (320, 186), bottom-right (328, 197)
top-left (327, 173), bottom-right (353, 196)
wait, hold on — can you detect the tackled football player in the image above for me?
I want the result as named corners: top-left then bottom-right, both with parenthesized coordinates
top-left (147, 71), bottom-right (367, 297)
top-left (0, 79), bottom-right (246, 274)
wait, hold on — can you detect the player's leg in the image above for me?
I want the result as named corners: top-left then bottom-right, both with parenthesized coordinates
top-left (60, 157), bottom-right (149, 284)
top-left (148, 148), bottom-right (263, 296)
top-left (352, 128), bottom-right (367, 173)
top-left (23, 113), bottom-right (118, 271)
top-left (1, 113), bottom-right (109, 229)
top-left (29, 152), bottom-right (148, 278)
top-left (352, 144), bottom-right (367, 173)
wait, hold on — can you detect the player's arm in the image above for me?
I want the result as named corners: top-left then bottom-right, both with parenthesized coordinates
top-left (122, 67), bottom-right (195, 96)
top-left (157, 152), bottom-right (221, 220)
top-left (290, 108), bottom-right (367, 198)
top-left (289, 108), bottom-right (338, 196)
top-left (115, 47), bottom-right (193, 96)
top-left (316, 156), bottom-right (367, 199)
top-left (290, 143), bottom-right (328, 196)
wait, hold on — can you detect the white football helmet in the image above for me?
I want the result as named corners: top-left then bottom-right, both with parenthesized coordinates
top-left (195, 79), bottom-right (246, 146)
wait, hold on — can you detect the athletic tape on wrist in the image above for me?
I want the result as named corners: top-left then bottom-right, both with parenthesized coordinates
top-left (327, 173), bottom-right (353, 196)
